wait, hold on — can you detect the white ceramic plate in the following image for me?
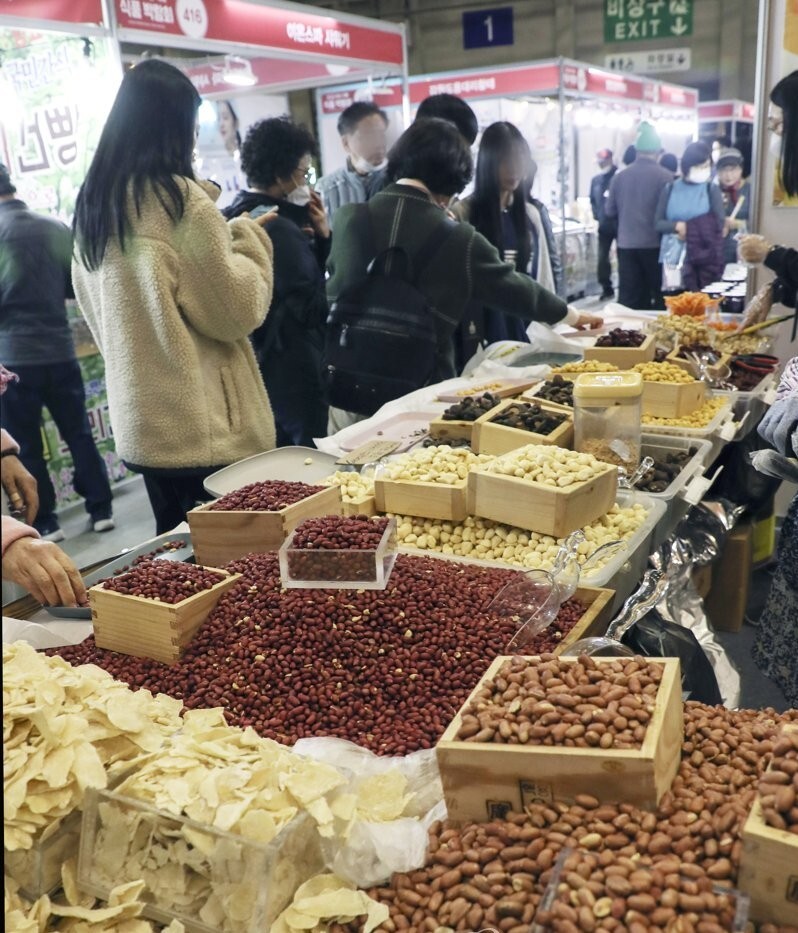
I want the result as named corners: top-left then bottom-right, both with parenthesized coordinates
top-left (203, 447), bottom-right (340, 497)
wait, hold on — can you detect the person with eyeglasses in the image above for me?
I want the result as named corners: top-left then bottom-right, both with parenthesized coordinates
top-left (224, 117), bottom-right (330, 447)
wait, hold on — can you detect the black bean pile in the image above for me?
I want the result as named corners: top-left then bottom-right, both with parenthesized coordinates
top-left (636, 450), bottom-right (692, 493)
top-left (442, 393), bottom-right (502, 422)
top-left (533, 376), bottom-right (574, 407)
top-left (490, 402), bottom-right (567, 435)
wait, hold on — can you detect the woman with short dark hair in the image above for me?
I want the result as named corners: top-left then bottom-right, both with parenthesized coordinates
top-left (225, 117), bottom-right (330, 447)
top-left (325, 118), bottom-right (601, 430)
top-left (72, 60), bottom-right (276, 533)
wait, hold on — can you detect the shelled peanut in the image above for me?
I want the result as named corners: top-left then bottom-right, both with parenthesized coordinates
top-left (100, 560), bottom-right (225, 604)
top-left (381, 445), bottom-right (492, 485)
top-left (643, 396), bottom-right (727, 429)
top-left (322, 471), bottom-right (375, 503)
top-left (483, 444), bottom-right (610, 488)
top-left (633, 361), bottom-right (698, 384)
top-left (757, 729), bottom-right (798, 833)
top-left (393, 502), bottom-right (648, 573)
top-left (456, 654), bottom-right (662, 749)
top-left (552, 360), bottom-right (620, 375)
top-left (535, 849), bottom-right (741, 932)
top-left (653, 314), bottom-right (711, 345)
top-left (209, 480), bottom-right (325, 511)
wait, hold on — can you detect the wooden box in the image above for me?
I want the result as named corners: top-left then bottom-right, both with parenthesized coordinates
top-left (374, 476), bottom-right (469, 521)
top-left (427, 416), bottom-right (477, 445)
top-left (584, 333), bottom-right (656, 367)
top-left (341, 494), bottom-right (377, 517)
top-left (467, 460), bottom-right (618, 538)
top-left (554, 586), bottom-right (616, 655)
top-left (666, 348), bottom-right (733, 377)
top-left (642, 379), bottom-right (706, 418)
top-left (89, 569), bottom-right (240, 665)
top-left (187, 486), bottom-right (342, 567)
top-left (436, 656), bottom-right (683, 822)
top-left (472, 399), bottom-right (574, 456)
top-left (739, 799), bottom-right (798, 925)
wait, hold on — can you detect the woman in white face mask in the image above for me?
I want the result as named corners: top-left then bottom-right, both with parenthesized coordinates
top-left (655, 140), bottom-right (726, 291)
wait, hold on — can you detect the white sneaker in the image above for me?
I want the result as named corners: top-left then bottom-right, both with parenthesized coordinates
top-left (42, 528), bottom-right (66, 543)
top-left (93, 518), bottom-right (115, 533)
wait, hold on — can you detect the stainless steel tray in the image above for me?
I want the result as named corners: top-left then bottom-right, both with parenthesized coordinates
top-left (44, 532), bottom-right (194, 620)
top-left (203, 447), bottom-right (339, 497)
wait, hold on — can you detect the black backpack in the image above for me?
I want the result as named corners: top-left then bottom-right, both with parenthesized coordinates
top-left (325, 208), bottom-right (455, 417)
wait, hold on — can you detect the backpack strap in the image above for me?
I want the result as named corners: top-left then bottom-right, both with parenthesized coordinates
top-left (358, 202), bottom-right (455, 283)
top-left (411, 217), bottom-right (456, 283)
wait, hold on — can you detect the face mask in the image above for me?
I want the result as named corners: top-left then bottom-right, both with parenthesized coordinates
top-left (770, 133), bottom-right (783, 157)
top-left (599, 162), bottom-right (613, 173)
top-left (689, 166), bottom-right (712, 184)
top-left (351, 155), bottom-right (387, 175)
top-left (286, 184), bottom-right (311, 206)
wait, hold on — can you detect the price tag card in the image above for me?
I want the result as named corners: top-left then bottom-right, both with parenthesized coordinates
top-left (336, 440), bottom-right (400, 466)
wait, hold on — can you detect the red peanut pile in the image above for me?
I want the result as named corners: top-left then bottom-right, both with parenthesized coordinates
top-left (758, 728), bottom-right (798, 834)
top-left (52, 554), bottom-right (583, 755)
top-left (333, 703), bottom-right (798, 933)
top-left (291, 515), bottom-right (390, 550)
top-left (208, 480), bottom-right (326, 511)
top-left (100, 560), bottom-right (224, 604)
top-left (456, 654), bottom-right (662, 750)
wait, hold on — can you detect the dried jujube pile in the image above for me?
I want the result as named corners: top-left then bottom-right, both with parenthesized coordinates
top-left (208, 480), bottom-right (326, 511)
top-left (51, 554), bottom-right (573, 755)
top-left (595, 328), bottom-right (646, 348)
top-left (100, 560), bottom-right (225, 604)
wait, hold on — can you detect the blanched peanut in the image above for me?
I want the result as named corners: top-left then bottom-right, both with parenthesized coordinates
top-left (642, 396), bottom-right (727, 429)
top-left (632, 361), bottom-right (697, 384)
top-left (480, 444), bottom-right (610, 488)
top-left (322, 471), bottom-right (375, 503)
top-left (552, 360), bottom-right (619, 374)
top-left (381, 446), bottom-right (493, 485)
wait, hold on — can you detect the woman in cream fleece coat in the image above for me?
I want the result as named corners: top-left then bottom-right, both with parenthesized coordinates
top-left (73, 61), bottom-right (276, 533)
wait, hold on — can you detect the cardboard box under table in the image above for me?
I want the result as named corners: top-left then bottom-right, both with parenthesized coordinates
top-left (89, 569), bottom-right (240, 664)
top-left (472, 399), bottom-right (574, 456)
top-left (187, 485), bottom-right (342, 567)
top-left (436, 656), bottom-right (683, 822)
top-left (467, 458), bottom-right (618, 538)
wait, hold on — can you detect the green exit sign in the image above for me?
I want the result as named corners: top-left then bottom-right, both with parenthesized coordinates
top-left (604, 0), bottom-right (693, 43)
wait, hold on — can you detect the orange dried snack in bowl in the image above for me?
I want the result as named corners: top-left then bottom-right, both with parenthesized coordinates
top-left (664, 292), bottom-right (717, 317)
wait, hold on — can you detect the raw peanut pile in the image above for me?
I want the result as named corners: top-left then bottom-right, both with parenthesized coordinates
top-left (100, 559), bottom-right (225, 604)
top-left (381, 446), bottom-right (492, 485)
top-left (456, 655), bottom-right (662, 750)
top-left (208, 480), bottom-right (326, 511)
top-left (552, 360), bottom-right (620, 374)
top-left (643, 396), bottom-right (727, 429)
top-left (97, 539), bottom-right (189, 585)
top-left (633, 361), bottom-right (697, 384)
top-left (757, 728), bottom-right (798, 834)
top-left (53, 554), bottom-right (551, 755)
top-left (332, 702), bottom-right (798, 933)
top-left (322, 471), bottom-right (375, 504)
top-left (291, 515), bottom-right (390, 550)
top-left (535, 849), bottom-right (741, 932)
top-left (522, 597), bottom-right (587, 655)
top-left (483, 445), bottom-right (610, 488)
top-left (393, 503), bottom-right (649, 572)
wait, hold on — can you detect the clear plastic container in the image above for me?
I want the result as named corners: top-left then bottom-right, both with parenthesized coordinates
top-left (573, 372), bottom-right (643, 471)
top-left (279, 517), bottom-right (397, 589)
top-left (4, 810), bottom-right (82, 899)
top-left (79, 789), bottom-right (323, 933)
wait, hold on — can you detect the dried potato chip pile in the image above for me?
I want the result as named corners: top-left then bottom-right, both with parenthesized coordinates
top-left (3, 642), bottom-right (182, 853)
top-left (272, 874), bottom-right (388, 933)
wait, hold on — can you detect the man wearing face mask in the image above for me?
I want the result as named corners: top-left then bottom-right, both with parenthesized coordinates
top-left (655, 141), bottom-right (725, 292)
top-left (589, 148), bottom-right (618, 300)
top-left (224, 117), bottom-right (330, 447)
top-left (315, 102), bottom-right (388, 229)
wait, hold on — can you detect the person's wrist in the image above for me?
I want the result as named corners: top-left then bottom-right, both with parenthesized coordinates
top-left (0, 449), bottom-right (19, 459)
top-left (564, 305), bottom-right (580, 326)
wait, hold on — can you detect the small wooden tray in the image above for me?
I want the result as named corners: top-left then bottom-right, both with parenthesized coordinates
top-left (90, 569), bottom-right (240, 665)
top-left (427, 416), bottom-right (477, 445)
top-left (374, 476), bottom-right (469, 522)
top-left (436, 656), bottom-right (683, 822)
top-left (436, 378), bottom-right (540, 403)
top-left (584, 333), bottom-right (656, 367)
top-left (340, 494), bottom-right (378, 517)
top-left (467, 460), bottom-right (617, 538)
top-left (187, 486), bottom-right (342, 567)
top-left (642, 379), bottom-right (706, 418)
top-left (472, 399), bottom-right (574, 456)
top-left (554, 586), bottom-right (616, 655)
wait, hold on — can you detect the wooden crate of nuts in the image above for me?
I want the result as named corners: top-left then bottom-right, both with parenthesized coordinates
top-left (633, 361), bottom-right (707, 418)
top-left (321, 472), bottom-right (377, 517)
top-left (89, 562), bottom-right (241, 665)
top-left (583, 330), bottom-right (656, 367)
top-left (738, 726), bottom-right (798, 926)
top-left (472, 399), bottom-right (574, 456)
top-left (436, 654), bottom-right (683, 822)
top-left (374, 447), bottom-right (492, 522)
top-left (187, 482), bottom-right (342, 567)
top-left (468, 445), bottom-right (618, 538)
top-left (428, 392), bottom-right (503, 445)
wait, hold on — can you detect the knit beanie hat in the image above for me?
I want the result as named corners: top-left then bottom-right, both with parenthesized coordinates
top-left (680, 141), bottom-right (711, 177)
top-left (716, 147), bottom-right (743, 170)
top-left (635, 122), bottom-right (661, 153)
top-left (0, 164), bottom-right (16, 197)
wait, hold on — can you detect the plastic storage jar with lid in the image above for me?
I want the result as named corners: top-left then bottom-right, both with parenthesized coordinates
top-left (573, 372), bottom-right (643, 471)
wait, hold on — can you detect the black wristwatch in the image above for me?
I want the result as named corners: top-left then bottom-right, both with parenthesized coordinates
top-left (0, 449), bottom-right (19, 459)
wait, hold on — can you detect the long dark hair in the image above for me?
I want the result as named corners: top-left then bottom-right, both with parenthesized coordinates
top-left (469, 122), bottom-right (532, 274)
top-left (74, 59), bottom-right (201, 270)
top-left (771, 70), bottom-right (798, 198)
